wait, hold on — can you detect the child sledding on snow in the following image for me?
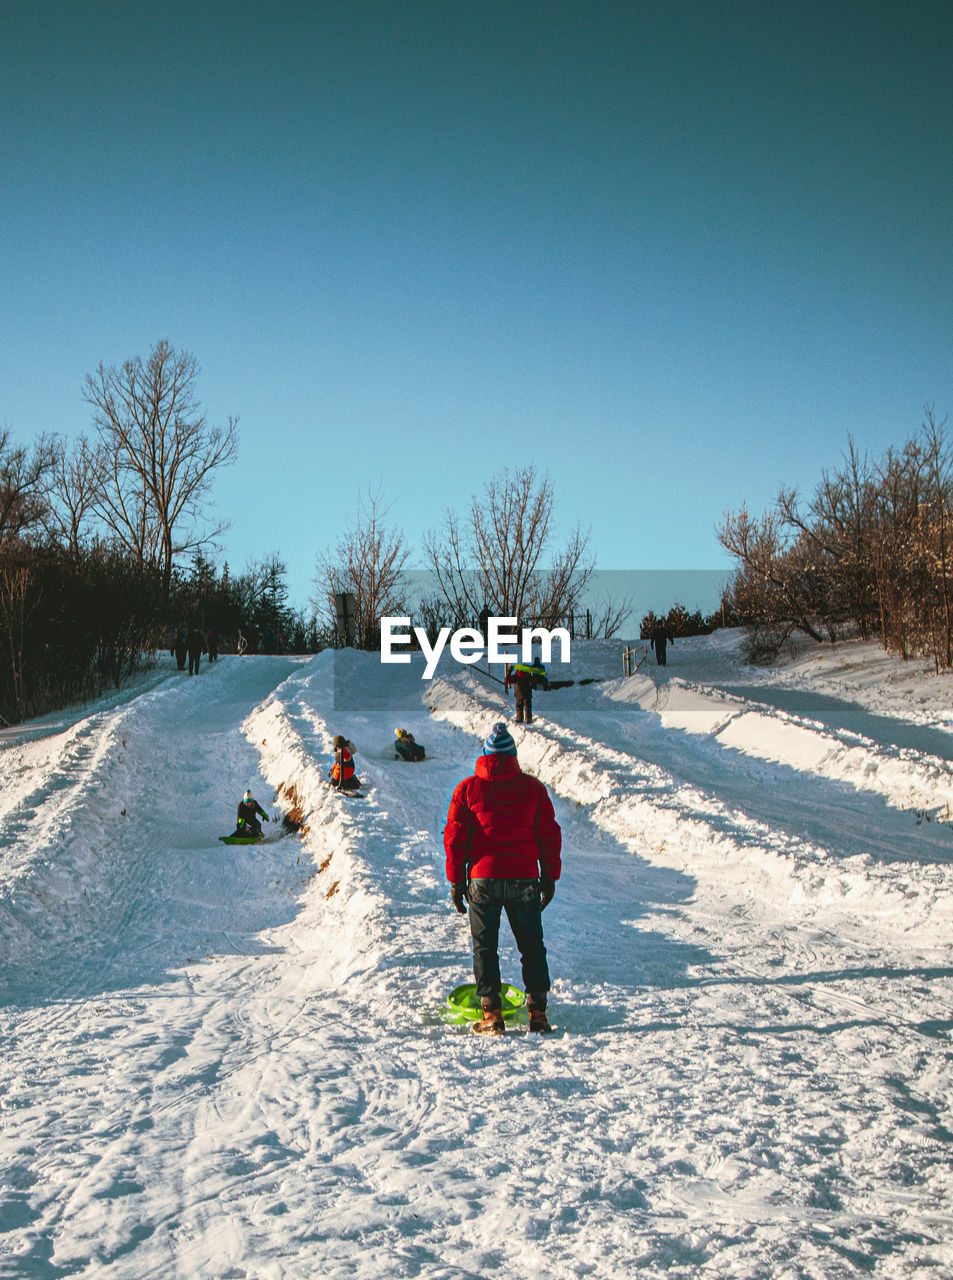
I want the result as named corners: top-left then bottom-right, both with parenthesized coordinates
top-left (234, 789), bottom-right (269, 837)
top-left (394, 728), bottom-right (425, 762)
top-left (328, 735), bottom-right (361, 790)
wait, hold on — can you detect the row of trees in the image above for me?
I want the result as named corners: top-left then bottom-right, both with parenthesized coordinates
top-left (179, 553), bottom-right (325, 655)
top-left (0, 459), bottom-right (316, 728)
top-left (718, 411), bottom-right (953, 668)
top-left (639, 603), bottom-right (724, 642)
top-left (0, 341), bottom-right (310, 723)
top-left (311, 469), bottom-right (631, 650)
top-left (2, 341), bottom-right (629, 724)
top-left (0, 421), bottom-right (166, 722)
top-left (13, 338), bottom-right (943, 722)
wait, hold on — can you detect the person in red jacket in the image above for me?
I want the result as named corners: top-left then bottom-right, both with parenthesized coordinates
top-left (444, 721), bottom-right (562, 1035)
top-left (328, 735), bottom-right (360, 790)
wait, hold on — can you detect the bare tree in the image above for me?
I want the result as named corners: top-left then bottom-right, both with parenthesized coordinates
top-left (716, 504), bottom-right (829, 651)
top-left (775, 437), bottom-right (879, 640)
top-left (0, 433), bottom-right (56, 719)
top-left (424, 466), bottom-right (593, 629)
top-left (920, 408), bottom-right (953, 669)
top-left (42, 434), bottom-right (106, 558)
top-left (717, 413), bottom-right (953, 667)
top-left (85, 341), bottom-right (238, 599)
top-left (589, 593), bottom-right (633, 638)
top-left (313, 487), bottom-right (409, 648)
top-left (0, 557), bottom-right (42, 721)
top-left (0, 430), bottom-right (56, 544)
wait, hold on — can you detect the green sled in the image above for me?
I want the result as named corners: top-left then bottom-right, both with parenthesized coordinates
top-left (219, 833), bottom-right (264, 845)
top-left (445, 982), bottom-right (527, 1025)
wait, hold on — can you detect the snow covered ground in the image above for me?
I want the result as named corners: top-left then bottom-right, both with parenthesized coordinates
top-left (1, 632), bottom-right (952, 1279)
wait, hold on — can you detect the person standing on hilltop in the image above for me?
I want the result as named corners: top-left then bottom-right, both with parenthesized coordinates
top-left (651, 621), bottom-right (673, 666)
top-left (505, 657), bottom-right (549, 724)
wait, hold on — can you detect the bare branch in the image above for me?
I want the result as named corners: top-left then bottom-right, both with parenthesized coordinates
top-left (312, 485), bottom-right (409, 648)
top-left (425, 466), bottom-right (591, 629)
top-left (85, 340), bottom-right (238, 598)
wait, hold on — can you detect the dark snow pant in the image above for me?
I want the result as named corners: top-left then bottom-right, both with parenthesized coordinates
top-left (654, 640), bottom-right (667, 666)
top-left (467, 878), bottom-right (550, 1003)
top-left (189, 651), bottom-right (202, 675)
top-left (514, 691), bottom-right (532, 723)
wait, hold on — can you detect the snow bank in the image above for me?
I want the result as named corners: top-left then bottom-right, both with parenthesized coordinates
top-left (2, 641), bottom-right (952, 1279)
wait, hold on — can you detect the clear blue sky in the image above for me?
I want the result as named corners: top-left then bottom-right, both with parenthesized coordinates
top-left (2, 1), bottom-right (951, 616)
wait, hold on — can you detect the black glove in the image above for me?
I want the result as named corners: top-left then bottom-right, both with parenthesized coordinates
top-left (450, 883), bottom-right (468, 914)
top-left (539, 875), bottom-right (556, 910)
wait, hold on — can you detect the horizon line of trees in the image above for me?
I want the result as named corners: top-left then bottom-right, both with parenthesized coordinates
top-left (1, 342), bottom-right (637, 725)
top-left (311, 471), bottom-right (633, 652)
top-left (717, 408), bottom-right (953, 669)
top-left (10, 341), bottom-right (945, 725)
top-left (0, 340), bottom-right (332, 725)
top-left (638, 601), bottom-right (729, 643)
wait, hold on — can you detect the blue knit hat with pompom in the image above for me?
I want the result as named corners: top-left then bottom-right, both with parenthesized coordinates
top-left (483, 722), bottom-right (517, 756)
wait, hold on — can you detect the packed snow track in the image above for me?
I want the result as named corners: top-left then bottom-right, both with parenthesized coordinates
top-left (1, 635), bottom-right (952, 1279)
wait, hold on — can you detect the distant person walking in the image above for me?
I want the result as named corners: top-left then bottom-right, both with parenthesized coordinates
top-left (651, 622), bottom-right (673, 667)
top-left (187, 627), bottom-right (206, 676)
top-left (171, 633), bottom-right (188, 671)
top-left (444, 722), bottom-right (562, 1035)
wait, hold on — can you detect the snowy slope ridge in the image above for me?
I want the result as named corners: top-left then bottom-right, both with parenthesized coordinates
top-left (1, 637), bottom-right (953, 1279)
top-left (0, 657), bottom-right (311, 1002)
top-left (609, 673), bottom-right (953, 818)
top-left (427, 670), bottom-right (953, 941)
top-left (240, 662), bottom-right (392, 990)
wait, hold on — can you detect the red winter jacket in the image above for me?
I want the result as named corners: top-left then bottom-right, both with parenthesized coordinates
top-left (330, 747), bottom-right (356, 784)
top-left (444, 754), bottom-right (562, 884)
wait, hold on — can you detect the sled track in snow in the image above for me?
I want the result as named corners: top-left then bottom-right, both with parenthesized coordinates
top-left (652, 672), bottom-right (953, 818)
top-left (4, 651), bottom-right (953, 1278)
top-left (428, 673), bottom-right (953, 937)
top-left (0, 708), bottom-right (131, 888)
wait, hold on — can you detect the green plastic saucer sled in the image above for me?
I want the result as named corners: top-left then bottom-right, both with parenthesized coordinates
top-left (444, 982), bottom-right (527, 1026)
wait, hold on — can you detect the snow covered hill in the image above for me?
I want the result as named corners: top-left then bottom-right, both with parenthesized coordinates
top-left (1, 635), bottom-right (952, 1279)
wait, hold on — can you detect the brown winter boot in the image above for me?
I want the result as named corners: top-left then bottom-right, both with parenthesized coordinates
top-left (473, 998), bottom-right (505, 1036)
top-left (527, 995), bottom-right (553, 1034)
